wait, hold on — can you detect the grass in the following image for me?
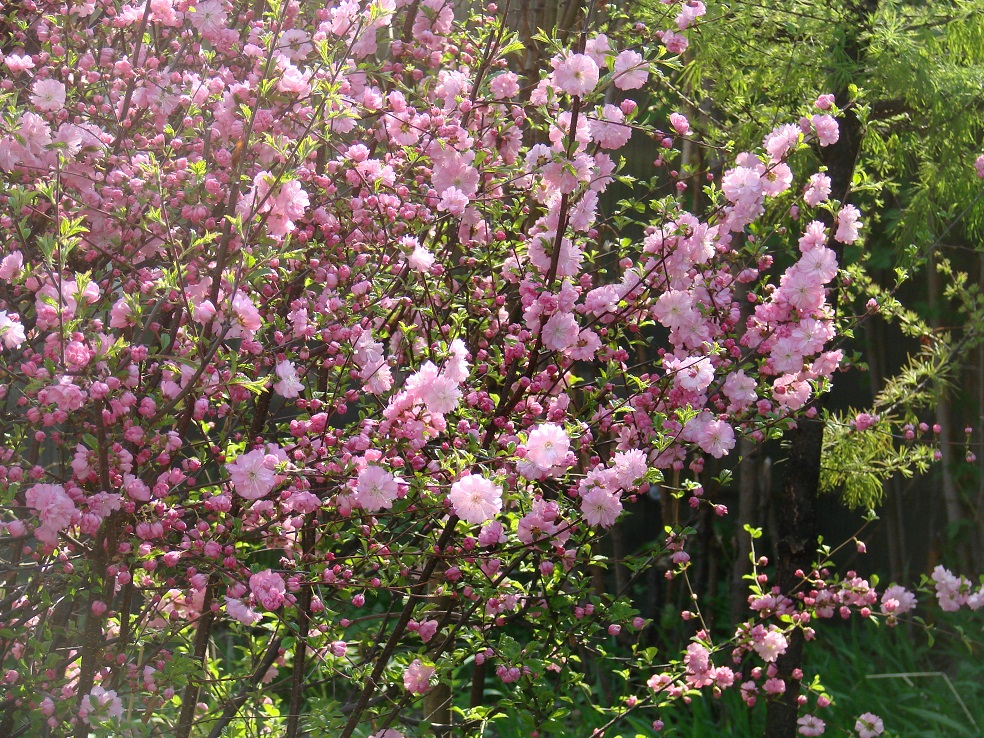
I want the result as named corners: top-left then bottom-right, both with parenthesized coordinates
top-left (487, 610), bottom-right (984, 738)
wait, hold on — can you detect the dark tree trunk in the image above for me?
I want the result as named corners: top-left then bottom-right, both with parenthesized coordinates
top-left (765, 3), bottom-right (877, 735)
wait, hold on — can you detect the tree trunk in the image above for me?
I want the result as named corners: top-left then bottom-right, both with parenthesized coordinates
top-left (765, 2), bottom-right (876, 734)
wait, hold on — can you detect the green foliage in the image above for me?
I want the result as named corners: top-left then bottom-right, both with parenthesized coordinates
top-left (820, 336), bottom-right (954, 508)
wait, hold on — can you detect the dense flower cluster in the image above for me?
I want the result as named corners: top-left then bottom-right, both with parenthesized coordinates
top-left (0, 1), bottom-right (974, 736)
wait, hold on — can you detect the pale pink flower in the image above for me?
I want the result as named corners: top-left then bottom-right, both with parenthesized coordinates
top-left (490, 72), bottom-right (519, 99)
top-left (803, 172), bottom-right (831, 206)
top-left (189, 0), bottom-right (228, 37)
top-left (227, 449), bottom-right (277, 500)
top-left (406, 241), bottom-right (435, 272)
top-left (249, 569), bottom-right (286, 610)
top-left (79, 685), bottom-right (123, 724)
top-left (653, 290), bottom-right (695, 331)
top-left (590, 105), bottom-right (632, 149)
top-left (403, 659), bottom-right (434, 694)
top-left (976, 154), bottom-right (984, 179)
top-left (880, 585), bottom-right (917, 615)
top-left (416, 618), bottom-right (439, 643)
top-left (25, 483), bottom-right (77, 545)
top-left (437, 186), bottom-right (469, 216)
top-left (665, 355), bottom-right (714, 393)
top-left (525, 423), bottom-right (570, 472)
top-left (811, 114), bottom-right (839, 146)
top-left (778, 269), bottom-right (825, 312)
top-left (355, 465), bottom-right (399, 511)
top-left (30, 78), bottom-right (66, 112)
top-left (834, 204), bottom-right (862, 244)
top-left (661, 30), bottom-right (689, 54)
top-left (4, 54), bottom-right (34, 73)
top-left (273, 360), bottom-right (304, 398)
top-left (696, 418), bottom-right (736, 459)
top-left (277, 60), bottom-right (311, 96)
top-left (583, 33), bottom-right (610, 66)
top-left (0, 250), bottom-right (22, 280)
top-left (798, 220), bottom-right (828, 252)
top-left (225, 596), bottom-right (262, 625)
top-left (764, 124), bottom-right (800, 162)
top-left (109, 299), bottom-right (134, 329)
top-left (723, 371), bottom-right (757, 411)
top-left (370, 730), bottom-right (406, 738)
top-left (854, 713), bottom-right (884, 738)
top-left (611, 450), bottom-right (648, 488)
top-left (752, 629), bottom-right (788, 662)
top-left (797, 714), bottom-right (826, 736)
top-left (612, 50), bottom-right (648, 90)
top-left (0, 311), bottom-right (26, 349)
top-left (541, 312), bottom-right (580, 352)
top-left (676, 0), bottom-right (706, 29)
top-left (449, 474), bottom-right (502, 524)
top-left (669, 112), bottom-right (691, 135)
top-left (551, 53), bottom-right (600, 97)
top-left (815, 94), bottom-right (835, 110)
top-left (407, 361), bottom-right (461, 414)
top-left (580, 486), bottom-right (622, 527)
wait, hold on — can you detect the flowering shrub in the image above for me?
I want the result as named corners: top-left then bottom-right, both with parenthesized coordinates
top-left (0, 1), bottom-right (979, 736)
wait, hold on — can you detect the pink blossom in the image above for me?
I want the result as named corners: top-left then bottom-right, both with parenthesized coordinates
top-left (227, 449), bottom-right (277, 500)
top-left (355, 465), bottom-right (399, 511)
top-left (798, 221), bottom-right (828, 252)
top-left (551, 53), bottom-right (599, 97)
top-left (695, 417), bottom-right (736, 459)
top-left (437, 186), bottom-right (469, 216)
top-left (580, 486), bottom-right (622, 527)
top-left (590, 105), bottom-right (632, 149)
top-left (25, 483), bottom-right (77, 545)
top-left (0, 311), bottom-right (26, 349)
top-left (79, 685), bottom-right (123, 724)
top-left (541, 312), bottom-right (580, 352)
top-left (403, 659), bottom-right (434, 694)
top-left (815, 94), bottom-right (836, 110)
top-left (406, 240), bottom-right (435, 272)
top-left (764, 124), bottom-right (800, 161)
top-left (803, 172), bottom-right (831, 206)
top-left (661, 30), bottom-right (689, 54)
top-left (811, 114), bottom-right (840, 146)
top-left (30, 79), bottom-right (66, 112)
top-left (406, 361), bottom-right (461, 414)
top-left (797, 714), bottom-right (826, 736)
top-left (188, 1), bottom-right (227, 37)
top-left (490, 72), bottom-right (519, 99)
top-left (273, 360), bottom-right (304, 398)
top-left (879, 585), bottom-right (916, 615)
top-left (854, 413), bottom-right (877, 431)
top-left (4, 54), bottom-right (34, 73)
top-left (834, 204), bottom-right (862, 244)
top-left (752, 629), bottom-right (787, 662)
top-left (611, 449), bottom-right (648, 488)
top-left (612, 50), bottom-right (649, 90)
top-left (676, 0), bottom-right (706, 29)
top-left (669, 112), bottom-right (690, 135)
top-left (448, 474), bottom-right (502, 524)
top-left (249, 569), bottom-right (287, 610)
top-left (665, 355), bottom-right (714, 393)
top-left (525, 423), bottom-right (571, 472)
top-left (0, 251), bottom-right (22, 280)
top-left (976, 154), bottom-right (984, 178)
top-left (854, 713), bottom-right (884, 738)
top-left (225, 596), bottom-right (262, 625)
